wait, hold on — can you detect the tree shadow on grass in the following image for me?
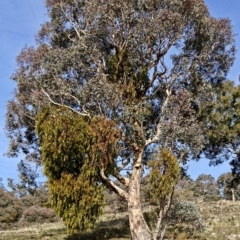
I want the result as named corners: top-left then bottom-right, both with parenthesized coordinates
top-left (64, 216), bottom-right (130, 240)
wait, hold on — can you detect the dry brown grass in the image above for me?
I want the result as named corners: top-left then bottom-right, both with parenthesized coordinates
top-left (197, 200), bottom-right (240, 240)
top-left (0, 215), bottom-right (130, 240)
top-left (1, 200), bottom-right (240, 240)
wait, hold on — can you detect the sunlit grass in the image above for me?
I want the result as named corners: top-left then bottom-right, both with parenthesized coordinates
top-left (1, 200), bottom-right (240, 240)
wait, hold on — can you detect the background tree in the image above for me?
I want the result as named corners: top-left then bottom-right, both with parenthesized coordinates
top-left (217, 172), bottom-right (240, 201)
top-left (0, 178), bottom-right (4, 189)
top-left (20, 183), bottom-right (50, 208)
top-left (7, 160), bottom-right (40, 197)
top-left (193, 174), bottom-right (219, 201)
top-left (6, 0), bottom-right (235, 239)
top-left (200, 81), bottom-right (240, 174)
top-left (173, 172), bottom-right (195, 201)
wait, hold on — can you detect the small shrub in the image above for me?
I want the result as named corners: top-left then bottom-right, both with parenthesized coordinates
top-left (20, 186), bottom-right (49, 208)
top-left (0, 189), bottom-right (23, 229)
top-left (19, 206), bottom-right (58, 224)
top-left (169, 200), bottom-right (206, 232)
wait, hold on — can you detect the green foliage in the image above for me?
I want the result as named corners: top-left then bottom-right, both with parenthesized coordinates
top-left (36, 106), bottom-right (121, 233)
top-left (170, 201), bottom-right (205, 232)
top-left (193, 174), bottom-right (218, 201)
top-left (200, 81), bottom-right (240, 171)
top-left (36, 107), bottom-right (100, 232)
top-left (217, 172), bottom-right (240, 200)
top-left (106, 51), bottom-right (149, 104)
top-left (48, 172), bottom-right (104, 233)
top-left (36, 107), bottom-right (90, 179)
top-left (147, 149), bottom-right (180, 204)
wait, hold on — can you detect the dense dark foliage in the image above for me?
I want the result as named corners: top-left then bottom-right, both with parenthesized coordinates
top-left (200, 81), bottom-right (240, 175)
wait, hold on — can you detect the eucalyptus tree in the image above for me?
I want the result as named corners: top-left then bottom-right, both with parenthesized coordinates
top-left (193, 174), bottom-right (218, 200)
top-left (217, 172), bottom-right (240, 201)
top-left (7, 160), bottom-right (40, 197)
top-left (6, 0), bottom-right (235, 239)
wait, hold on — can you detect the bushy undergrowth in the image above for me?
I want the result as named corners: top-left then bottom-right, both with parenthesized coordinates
top-left (169, 200), bottom-right (206, 232)
top-left (20, 187), bottom-right (49, 208)
top-left (104, 190), bottom-right (127, 213)
top-left (19, 206), bottom-right (58, 225)
top-left (0, 189), bottom-right (23, 229)
top-left (143, 200), bottom-right (205, 237)
top-left (2, 183), bottom-right (240, 240)
top-left (1, 191), bottom-right (240, 240)
top-left (0, 187), bottom-right (57, 230)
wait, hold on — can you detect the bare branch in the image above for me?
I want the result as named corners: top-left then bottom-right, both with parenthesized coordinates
top-left (41, 88), bottom-right (90, 117)
top-left (113, 172), bottom-right (130, 187)
top-left (145, 89), bottom-right (171, 146)
top-left (117, 159), bottom-right (130, 172)
top-left (100, 169), bottom-right (129, 200)
top-left (59, 2), bottom-right (82, 40)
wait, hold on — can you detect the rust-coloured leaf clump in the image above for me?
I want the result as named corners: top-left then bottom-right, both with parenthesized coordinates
top-left (36, 106), bottom-right (121, 232)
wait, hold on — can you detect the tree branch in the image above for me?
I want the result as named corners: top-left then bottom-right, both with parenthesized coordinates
top-left (41, 88), bottom-right (90, 117)
top-left (100, 169), bottom-right (129, 200)
top-left (113, 172), bottom-right (130, 187)
top-left (59, 3), bottom-right (82, 40)
top-left (145, 89), bottom-right (171, 146)
top-left (154, 188), bottom-right (174, 240)
top-left (117, 159), bottom-right (130, 172)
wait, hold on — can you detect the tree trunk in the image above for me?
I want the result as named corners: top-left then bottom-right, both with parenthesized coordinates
top-left (128, 204), bottom-right (153, 240)
top-left (128, 157), bottom-right (153, 240)
top-left (231, 188), bottom-right (235, 202)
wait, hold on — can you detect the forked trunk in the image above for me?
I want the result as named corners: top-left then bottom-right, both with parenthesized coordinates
top-left (128, 161), bottom-right (153, 240)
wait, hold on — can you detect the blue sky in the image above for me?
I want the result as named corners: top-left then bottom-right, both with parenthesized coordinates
top-left (0, 1), bottom-right (48, 186)
top-left (0, 1), bottom-right (239, 186)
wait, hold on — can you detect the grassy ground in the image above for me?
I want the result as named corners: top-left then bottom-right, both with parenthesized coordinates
top-left (0, 213), bottom-right (130, 240)
top-left (198, 200), bottom-right (240, 240)
top-left (1, 200), bottom-right (240, 240)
